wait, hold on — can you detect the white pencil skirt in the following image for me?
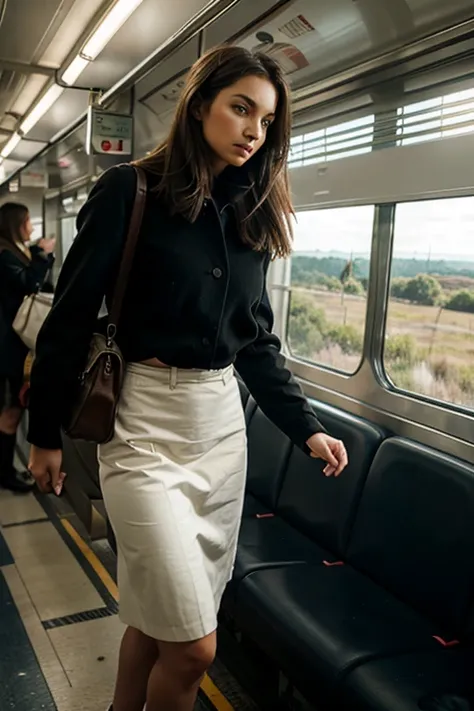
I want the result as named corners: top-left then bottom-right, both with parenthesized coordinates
top-left (98, 362), bottom-right (247, 643)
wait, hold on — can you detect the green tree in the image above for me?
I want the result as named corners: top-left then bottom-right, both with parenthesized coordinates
top-left (288, 294), bottom-right (327, 358)
top-left (445, 290), bottom-right (474, 314)
top-left (343, 278), bottom-right (365, 296)
top-left (327, 324), bottom-right (363, 354)
top-left (402, 274), bottom-right (442, 306)
top-left (390, 277), bottom-right (409, 299)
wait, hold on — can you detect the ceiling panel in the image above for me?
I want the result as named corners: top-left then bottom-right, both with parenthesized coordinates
top-left (76, 0), bottom-right (211, 90)
top-left (205, 0), bottom-right (292, 47)
top-left (8, 75), bottom-right (49, 115)
top-left (12, 139), bottom-right (49, 162)
top-left (3, 0), bottom-right (474, 189)
top-left (21, 89), bottom-right (89, 144)
top-left (0, 157), bottom-right (25, 182)
top-left (235, 0), bottom-right (474, 90)
top-left (0, 0), bottom-right (74, 63)
top-left (0, 0), bottom-right (107, 149)
top-left (133, 39), bottom-right (201, 155)
top-left (409, 0), bottom-right (474, 31)
top-left (40, 0), bottom-right (106, 66)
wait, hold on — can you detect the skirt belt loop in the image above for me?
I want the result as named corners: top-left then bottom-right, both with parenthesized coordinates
top-left (170, 367), bottom-right (178, 390)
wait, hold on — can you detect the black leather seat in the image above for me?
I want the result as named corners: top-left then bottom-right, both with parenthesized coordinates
top-left (346, 438), bottom-right (474, 638)
top-left (340, 646), bottom-right (474, 711)
top-left (226, 400), bottom-right (385, 604)
top-left (224, 402), bottom-right (294, 608)
top-left (236, 564), bottom-right (440, 705)
top-left (231, 437), bottom-right (474, 709)
top-left (276, 402), bottom-right (385, 555)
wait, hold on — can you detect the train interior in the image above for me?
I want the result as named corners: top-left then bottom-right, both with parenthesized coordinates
top-left (1, 0), bottom-right (474, 709)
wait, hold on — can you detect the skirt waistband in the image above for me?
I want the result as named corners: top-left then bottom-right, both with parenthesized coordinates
top-left (127, 362), bottom-right (235, 389)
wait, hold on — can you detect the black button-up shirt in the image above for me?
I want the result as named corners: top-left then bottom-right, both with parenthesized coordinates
top-left (28, 164), bottom-right (324, 450)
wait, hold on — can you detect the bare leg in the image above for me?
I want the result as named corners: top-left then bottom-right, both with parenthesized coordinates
top-left (146, 631), bottom-right (216, 711)
top-left (113, 626), bottom-right (159, 711)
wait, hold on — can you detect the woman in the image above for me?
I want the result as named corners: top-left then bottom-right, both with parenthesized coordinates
top-left (0, 203), bottom-right (54, 493)
top-left (27, 46), bottom-right (348, 711)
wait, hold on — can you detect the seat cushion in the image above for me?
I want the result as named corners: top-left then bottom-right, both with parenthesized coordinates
top-left (242, 493), bottom-right (270, 517)
top-left (348, 438), bottom-right (474, 636)
top-left (236, 565), bottom-right (441, 705)
top-left (340, 646), bottom-right (474, 711)
top-left (223, 509), bottom-right (329, 614)
top-left (234, 515), bottom-right (329, 586)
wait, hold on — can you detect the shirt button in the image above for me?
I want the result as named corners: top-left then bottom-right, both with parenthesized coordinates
top-left (212, 267), bottom-right (223, 279)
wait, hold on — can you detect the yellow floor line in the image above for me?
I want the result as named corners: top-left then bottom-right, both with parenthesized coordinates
top-left (60, 517), bottom-right (234, 710)
top-left (60, 518), bottom-right (119, 600)
top-left (200, 674), bottom-right (235, 711)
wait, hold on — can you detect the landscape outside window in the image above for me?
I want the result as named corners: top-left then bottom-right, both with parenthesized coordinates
top-left (288, 205), bottom-right (374, 374)
top-left (385, 197), bottom-right (474, 409)
top-left (287, 197), bottom-right (474, 410)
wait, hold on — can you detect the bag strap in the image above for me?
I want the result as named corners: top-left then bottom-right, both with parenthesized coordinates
top-left (107, 166), bottom-right (147, 343)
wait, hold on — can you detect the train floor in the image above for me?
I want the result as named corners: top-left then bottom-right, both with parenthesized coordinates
top-left (0, 464), bottom-right (259, 711)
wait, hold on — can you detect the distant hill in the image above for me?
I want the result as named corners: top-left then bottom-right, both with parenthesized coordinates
top-left (292, 254), bottom-right (474, 281)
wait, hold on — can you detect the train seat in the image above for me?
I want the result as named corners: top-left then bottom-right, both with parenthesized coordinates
top-left (232, 437), bottom-right (474, 709)
top-left (225, 397), bottom-right (386, 605)
top-left (340, 646), bottom-right (474, 711)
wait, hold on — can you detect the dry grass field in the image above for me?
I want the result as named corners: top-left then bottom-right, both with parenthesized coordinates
top-left (291, 287), bottom-right (474, 406)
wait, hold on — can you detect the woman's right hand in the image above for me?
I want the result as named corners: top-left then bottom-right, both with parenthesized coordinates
top-left (38, 237), bottom-right (56, 254)
top-left (28, 445), bottom-right (66, 496)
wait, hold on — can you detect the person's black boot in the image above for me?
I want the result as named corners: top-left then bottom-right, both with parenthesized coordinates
top-left (419, 695), bottom-right (473, 711)
top-left (0, 432), bottom-right (35, 493)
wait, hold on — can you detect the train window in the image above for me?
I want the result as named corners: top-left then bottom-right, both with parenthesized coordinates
top-left (287, 205), bottom-right (374, 374)
top-left (397, 87), bottom-right (474, 146)
top-left (289, 115), bottom-right (375, 167)
top-left (384, 197), bottom-right (474, 409)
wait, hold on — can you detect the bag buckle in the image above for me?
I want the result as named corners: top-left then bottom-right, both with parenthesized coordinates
top-left (106, 323), bottom-right (117, 348)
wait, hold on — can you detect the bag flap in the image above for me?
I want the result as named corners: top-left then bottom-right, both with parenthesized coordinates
top-left (83, 333), bottom-right (123, 375)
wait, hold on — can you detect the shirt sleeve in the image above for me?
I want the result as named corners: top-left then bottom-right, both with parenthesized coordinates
top-left (0, 249), bottom-right (53, 295)
top-left (27, 164), bottom-right (137, 450)
top-left (234, 257), bottom-right (327, 454)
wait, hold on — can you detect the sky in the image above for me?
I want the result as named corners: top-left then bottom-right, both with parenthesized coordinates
top-left (292, 198), bottom-right (474, 261)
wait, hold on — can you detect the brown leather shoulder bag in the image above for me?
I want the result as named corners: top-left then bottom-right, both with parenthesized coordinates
top-left (64, 165), bottom-right (147, 444)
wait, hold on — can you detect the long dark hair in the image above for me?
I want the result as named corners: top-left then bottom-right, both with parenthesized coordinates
top-left (135, 45), bottom-right (294, 258)
top-left (0, 202), bottom-right (30, 263)
top-left (0, 202), bottom-right (29, 245)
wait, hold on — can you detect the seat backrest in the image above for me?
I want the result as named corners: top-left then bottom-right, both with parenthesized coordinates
top-left (348, 437), bottom-right (474, 636)
top-left (237, 376), bottom-right (250, 411)
top-left (276, 400), bottom-right (385, 556)
top-left (246, 401), bottom-right (292, 511)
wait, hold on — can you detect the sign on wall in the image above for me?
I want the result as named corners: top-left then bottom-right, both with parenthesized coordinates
top-left (86, 107), bottom-right (133, 156)
top-left (20, 169), bottom-right (48, 188)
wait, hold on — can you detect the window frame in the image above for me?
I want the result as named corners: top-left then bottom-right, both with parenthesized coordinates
top-left (285, 203), bottom-right (376, 377)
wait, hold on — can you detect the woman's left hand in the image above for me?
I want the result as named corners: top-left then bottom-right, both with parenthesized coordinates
top-left (306, 433), bottom-right (348, 477)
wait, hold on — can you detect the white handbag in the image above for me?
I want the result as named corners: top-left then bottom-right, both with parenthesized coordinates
top-left (12, 291), bottom-right (54, 351)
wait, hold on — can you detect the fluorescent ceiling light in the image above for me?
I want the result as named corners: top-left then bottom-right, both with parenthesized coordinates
top-left (60, 0), bottom-right (144, 86)
top-left (20, 85), bottom-right (65, 135)
top-left (1, 132), bottom-right (22, 158)
top-left (82, 0), bottom-right (144, 61)
top-left (61, 55), bottom-right (89, 86)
